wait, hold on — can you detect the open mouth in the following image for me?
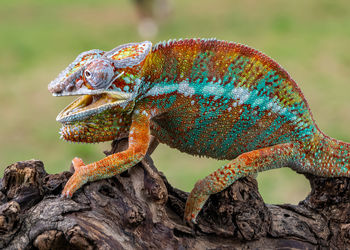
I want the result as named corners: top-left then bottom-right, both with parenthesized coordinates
top-left (56, 92), bottom-right (130, 123)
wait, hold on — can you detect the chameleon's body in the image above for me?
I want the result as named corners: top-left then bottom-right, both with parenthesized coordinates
top-left (49, 39), bottom-right (350, 223)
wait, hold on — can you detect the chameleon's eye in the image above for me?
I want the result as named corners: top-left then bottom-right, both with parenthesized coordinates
top-left (85, 70), bottom-right (92, 78)
top-left (84, 59), bottom-right (115, 90)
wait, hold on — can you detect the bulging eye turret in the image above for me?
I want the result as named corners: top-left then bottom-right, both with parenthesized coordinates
top-left (84, 59), bottom-right (115, 89)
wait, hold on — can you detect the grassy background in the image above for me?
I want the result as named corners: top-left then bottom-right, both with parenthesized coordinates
top-left (0, 0), bottom-right (349, 204)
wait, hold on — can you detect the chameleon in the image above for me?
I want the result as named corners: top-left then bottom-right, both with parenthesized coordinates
top-left (48, 38), bottom-right (350, 224)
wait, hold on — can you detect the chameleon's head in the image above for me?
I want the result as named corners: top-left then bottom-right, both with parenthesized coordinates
top-left (48, 41), bottom-right (152, 133)
top-left (48, 41), bottom-right (152, 97)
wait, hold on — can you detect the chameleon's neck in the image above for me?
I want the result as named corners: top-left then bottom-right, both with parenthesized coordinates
top-left (304, 132), bottom-right (350, 177)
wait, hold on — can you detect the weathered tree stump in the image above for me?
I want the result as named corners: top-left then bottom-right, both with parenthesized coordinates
top-left (1, 139), bottom-right (350, 249)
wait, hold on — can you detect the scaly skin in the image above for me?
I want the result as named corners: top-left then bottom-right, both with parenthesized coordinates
top-left (49, 39), bottom-right (350, 224)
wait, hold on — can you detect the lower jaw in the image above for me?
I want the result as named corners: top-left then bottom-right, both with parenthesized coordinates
top-left (57, 94), bottom-right (127, 123)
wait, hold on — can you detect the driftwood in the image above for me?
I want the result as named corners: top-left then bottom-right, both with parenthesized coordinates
top-left (1, 139), bottom-right (350, 249)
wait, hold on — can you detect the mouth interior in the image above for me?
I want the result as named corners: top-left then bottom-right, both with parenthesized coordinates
top-left (61, 93), bottom-right (126, 118)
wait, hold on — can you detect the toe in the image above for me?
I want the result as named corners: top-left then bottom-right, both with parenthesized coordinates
top-left (72, 157), bottom-right (85, 170)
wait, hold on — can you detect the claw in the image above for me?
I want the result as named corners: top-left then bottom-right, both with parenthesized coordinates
top-left (184, 213), bottom-right (198, 228)
top-left (62, 179), bottom-right (76, 198)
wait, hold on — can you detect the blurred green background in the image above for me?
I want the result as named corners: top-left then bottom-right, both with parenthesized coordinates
top-left (1, 0), bottom-right (349, 204)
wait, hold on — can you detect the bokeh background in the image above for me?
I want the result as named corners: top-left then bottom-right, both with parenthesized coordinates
top-left (1, 0), bottom-right (349, 204)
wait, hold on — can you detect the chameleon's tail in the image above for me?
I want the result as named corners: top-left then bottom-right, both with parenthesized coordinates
top-left (307, 134), bottom-right (350, 177)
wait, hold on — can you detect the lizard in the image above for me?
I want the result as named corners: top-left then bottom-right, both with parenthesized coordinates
top-left (48, 38), bottom-right (350, 224)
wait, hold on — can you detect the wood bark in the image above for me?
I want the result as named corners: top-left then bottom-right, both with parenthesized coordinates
top-left (1, 139), bottom-right (350, 249)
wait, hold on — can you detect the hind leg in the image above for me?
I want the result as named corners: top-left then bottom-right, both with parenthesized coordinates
top-left (184, 143), bottom-right (297, 223)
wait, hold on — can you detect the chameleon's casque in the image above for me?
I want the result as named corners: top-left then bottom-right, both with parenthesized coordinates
top-left (49, 38), bottom-right (350, 223)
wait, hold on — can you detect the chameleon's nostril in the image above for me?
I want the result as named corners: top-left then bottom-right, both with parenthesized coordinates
top-left (48, 81), bottom-right (65, 94)
top-left (66, 84), bottom-right (75, 92)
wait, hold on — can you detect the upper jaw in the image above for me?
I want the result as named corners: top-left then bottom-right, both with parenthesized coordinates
top-left (51, 87), bottom-right (131, 99)
top-left (48, 68), bottom-right (83, 95)
top-left (49, 75), bottom-right (98, 97)
top-left (51, 86), bottom-right (92, 97)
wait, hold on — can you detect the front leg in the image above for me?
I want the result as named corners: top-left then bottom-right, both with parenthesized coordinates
top-left (62, 109), bottom-right (151, 198)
